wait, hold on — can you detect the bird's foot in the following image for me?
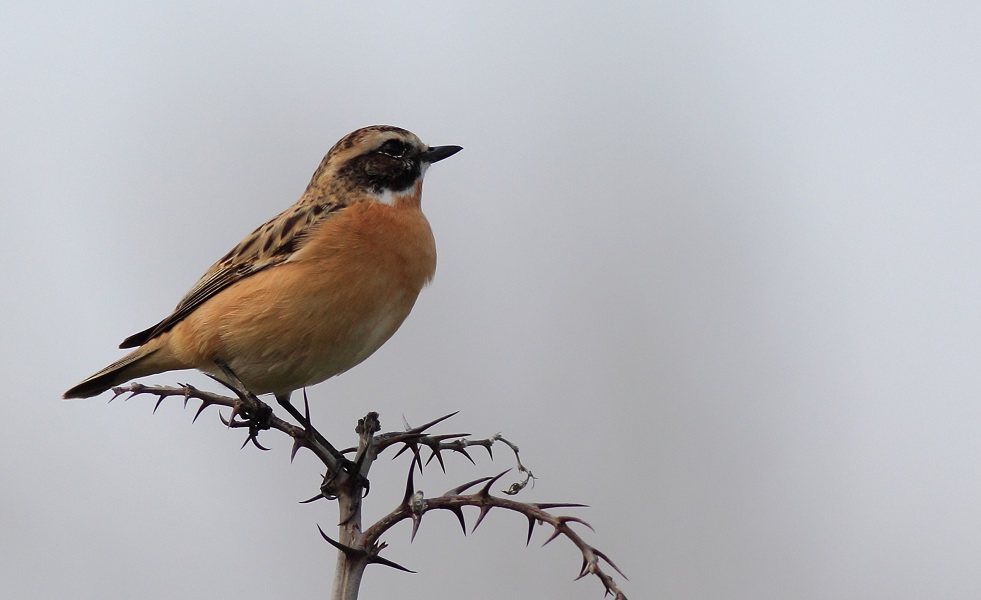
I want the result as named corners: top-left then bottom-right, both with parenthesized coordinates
top-left (316, 456), bottom-right (370, 501)
top-left (209, 359), bottom-right (274, 450)
top-left (221, 398), bottom-right (273, 451)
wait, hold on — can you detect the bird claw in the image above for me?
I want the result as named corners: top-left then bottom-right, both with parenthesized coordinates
top-left (319, 457), bottom-right (370, 500)
top-left (220, 399), bottom-right (273, 451)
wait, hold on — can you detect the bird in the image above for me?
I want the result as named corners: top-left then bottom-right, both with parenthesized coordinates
top-left (64, 125), bottom-right (462, 410)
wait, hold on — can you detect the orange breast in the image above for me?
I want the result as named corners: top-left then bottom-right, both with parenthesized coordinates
top-left (164, 199), bottom-right (437, 396)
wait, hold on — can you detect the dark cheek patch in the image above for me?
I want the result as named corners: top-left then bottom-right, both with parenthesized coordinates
top-left (340, 155), bottom-right (421, 194)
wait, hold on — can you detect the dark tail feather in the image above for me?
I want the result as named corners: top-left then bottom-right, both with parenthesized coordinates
top-left (119, 321), bottom-right (162, 349)
top-left (63, 348), bottom-right (159, 399)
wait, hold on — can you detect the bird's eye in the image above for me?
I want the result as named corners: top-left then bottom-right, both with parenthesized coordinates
top-left (378, 139), bottom-right (408, 158)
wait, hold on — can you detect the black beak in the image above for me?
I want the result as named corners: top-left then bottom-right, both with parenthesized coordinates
top-left (422, 145), bottom-right (463, 164)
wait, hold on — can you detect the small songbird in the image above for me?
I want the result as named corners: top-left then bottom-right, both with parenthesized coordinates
top-left (64, 125), bottom-right (462, 407)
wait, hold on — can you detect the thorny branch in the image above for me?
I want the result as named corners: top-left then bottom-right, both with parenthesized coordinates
top-left (112, 381), bottom-right (629, 600)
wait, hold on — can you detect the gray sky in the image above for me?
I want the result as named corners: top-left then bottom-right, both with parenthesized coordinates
top-left (3, 2), bottom-right (981, 598)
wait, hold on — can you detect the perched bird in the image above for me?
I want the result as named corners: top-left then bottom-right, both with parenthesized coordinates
top-left (64, 125), bottom-right (461, 406)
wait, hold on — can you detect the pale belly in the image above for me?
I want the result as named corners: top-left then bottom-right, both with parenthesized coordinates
top-left (223, 293), bottom-right (414, 396)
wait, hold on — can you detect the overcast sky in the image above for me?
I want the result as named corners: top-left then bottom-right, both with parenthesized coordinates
top-left (3, 2), bottom-right (981, 599)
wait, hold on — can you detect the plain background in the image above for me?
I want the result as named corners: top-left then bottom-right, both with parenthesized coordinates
top-left (3, 2), bottom-right (981, 598)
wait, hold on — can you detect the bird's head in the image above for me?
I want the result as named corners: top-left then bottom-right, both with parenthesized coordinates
top-left (308, 125), bottom-right (462, 205)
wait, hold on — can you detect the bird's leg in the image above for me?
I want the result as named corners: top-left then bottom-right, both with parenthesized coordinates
top-left (210, 359), bottom-right (273, 450)
top-left (275, 391), bottom-right (334, 452)
top-left (278, 391), bottom-right (373, 503)
top-left (211, 360), bottom-right (362, 488)
top-left (275, 391), bottom-right (360, 481)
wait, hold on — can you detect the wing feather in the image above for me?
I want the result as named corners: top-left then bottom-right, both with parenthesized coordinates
top-left (119, 200), bottom-right (345, 349)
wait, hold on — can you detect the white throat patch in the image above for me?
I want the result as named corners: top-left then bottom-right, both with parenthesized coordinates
top-left (374, 189), bottom-right (398, 206)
